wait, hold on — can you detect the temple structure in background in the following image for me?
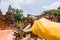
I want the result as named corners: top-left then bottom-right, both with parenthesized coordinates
top-left (0, 5), bottom-right (15, 29)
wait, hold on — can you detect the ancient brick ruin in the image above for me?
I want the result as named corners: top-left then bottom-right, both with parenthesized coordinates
top-left (0, 5), bottom-right (15, 29)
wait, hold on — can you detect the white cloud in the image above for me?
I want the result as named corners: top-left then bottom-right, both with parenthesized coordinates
top-left (25, 0), bottom-right (34, 4)
top-left (43, 2), bottom-right (60, 10)
top-left (26, 0), bottom-right (32, 4)
top-left (0, 0), bottom-right (34, 14)
top-left (43, 6), bottom-right (48, 9)
top-left (0, 1), bottom-right (9, 14)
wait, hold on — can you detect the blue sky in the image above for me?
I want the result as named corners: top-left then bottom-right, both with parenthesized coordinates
top-left (0, 0), bottom-right (60, 16)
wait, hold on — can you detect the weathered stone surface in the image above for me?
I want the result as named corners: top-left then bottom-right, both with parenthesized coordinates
top-left (0, 5), bottom-right (15, 29)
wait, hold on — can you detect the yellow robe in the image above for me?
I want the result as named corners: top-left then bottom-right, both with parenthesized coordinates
top-left (31, 18), bottom-right (60, 40)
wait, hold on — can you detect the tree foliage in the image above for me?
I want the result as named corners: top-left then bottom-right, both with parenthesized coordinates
top-left (43, 6), bottom-right (60, 15)
top-left (12, 8), bottom-right (24, 22)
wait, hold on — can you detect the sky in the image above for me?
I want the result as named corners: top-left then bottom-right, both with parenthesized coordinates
top-left (0, 0), bottom-right (60, 16)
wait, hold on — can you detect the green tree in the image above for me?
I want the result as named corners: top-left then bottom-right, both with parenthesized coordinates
top-left (43, 9), bottom-right (56, 14)
top-left (58, 6), bottom-right (60, 9)
top-left (43, 9), bottom-right (60, 15)
top-left (12, 8), bottom-right (24, 22)
top-left (43, 6), bottom-right (60, 22)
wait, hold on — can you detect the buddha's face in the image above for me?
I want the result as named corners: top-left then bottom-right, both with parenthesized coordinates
top-left (26, 15), bottom-right (38, 24)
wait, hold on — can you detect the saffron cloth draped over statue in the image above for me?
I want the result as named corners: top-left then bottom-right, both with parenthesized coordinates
top-left (31, 18), bottom-right (60, 40)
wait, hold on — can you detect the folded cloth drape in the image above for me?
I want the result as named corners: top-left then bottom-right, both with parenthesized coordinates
top-left (0, 30), bottom-right (14, 40)
top-left (31, 18), bottom-right (60, 40)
